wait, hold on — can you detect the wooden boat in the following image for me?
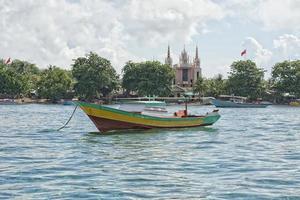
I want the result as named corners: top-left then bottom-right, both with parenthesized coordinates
top-left (76, 101), bottom-right (220, 132)
top-left (212, 95), bottom-right (271, 108)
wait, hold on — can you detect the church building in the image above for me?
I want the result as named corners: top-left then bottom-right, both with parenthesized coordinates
top-left (165, 45), bottom-right (202, 88)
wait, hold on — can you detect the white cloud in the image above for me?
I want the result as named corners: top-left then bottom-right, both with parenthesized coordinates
top-left (0, 0), bottom-right (133, 70)
top-left (121, 0), bottom-right (224, 45)
top-left (0, 0), bottom-right (225, 73)
top-left (273, 34), bottom-right (300, 60)
top-left (1, 0), bottom-right (299, 78)
top-left (242, 37), bottom-right (272, 68)
top-left (218, 0), bottom-right (259, 19)
top-left (220, 0), bottom-right (300, 31)
top-left (257, 0), bottom-right (300, 31)
top-left (240, 34), bottom-right (300, 76)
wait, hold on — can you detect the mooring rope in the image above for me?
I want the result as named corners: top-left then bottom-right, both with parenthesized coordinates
top-left (57, 105), bottom-right (78, 131)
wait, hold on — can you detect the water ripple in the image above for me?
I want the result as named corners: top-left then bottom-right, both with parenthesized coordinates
top-left (1, 104), bottom-right (300, 199)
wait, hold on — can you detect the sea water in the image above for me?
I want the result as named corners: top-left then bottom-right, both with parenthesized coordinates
top-left (0, 104), bottom-right (300, 199)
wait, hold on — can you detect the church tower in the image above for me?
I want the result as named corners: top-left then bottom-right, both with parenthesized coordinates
top-left (165, 45), bottom-right (202, 88)
top-left (193, 45), bottom-right (202, 79)
top-left (194, 46), bottom-right (200, 68)
top-left (179, 46), bottom-right (189, 67)
top-left (165, 45), bottom-right (172, 66)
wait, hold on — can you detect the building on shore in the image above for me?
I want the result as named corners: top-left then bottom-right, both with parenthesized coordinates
top-left (165, 45), bottom-right (202, 96)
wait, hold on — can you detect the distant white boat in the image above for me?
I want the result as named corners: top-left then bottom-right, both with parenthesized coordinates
top-left (212, 95), bottom-right (271, 108)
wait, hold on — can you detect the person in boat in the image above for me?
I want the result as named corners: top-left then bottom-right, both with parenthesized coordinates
top-left (174, 110), bottom-right (187, 117)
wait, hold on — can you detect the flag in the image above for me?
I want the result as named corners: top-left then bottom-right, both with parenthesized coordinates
top-left (4, 57), bottom-right (12, 64)
top-left (241, 49), bottom-right (246, 56)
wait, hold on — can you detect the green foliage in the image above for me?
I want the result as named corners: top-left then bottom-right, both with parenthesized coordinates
top-left (72, 52), bottom-right (119, 100)
top-left (193, 74), bottom-right (227, 97)
top-left (122, 61), bottom-right (175, 96)
top-left (122, 61), bottom-right (139, 94)
top-left (37, 66), bottom-right (72, 102)
top-left (205, 74), bottom-right (227, 97)
top-left (227, 60), bottom-right (265, 100)
top-left (0, 59), bottom-right (41, 96)
top-left (193, 77), bottom-right (207, 97)
top-left (8, 59), bottom-right (40, 74)
top-left (3, 54), bottom-right (299, 104)
top-left (271, 60), bottom-right (300, 97)
top-left (0, 62), bottom-right (28, 98)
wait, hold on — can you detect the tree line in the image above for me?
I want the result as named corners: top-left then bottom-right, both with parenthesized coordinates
top-left (1, 52), bottom-right (299, 103)
top-left (193, 60), bottom-right (300, 102)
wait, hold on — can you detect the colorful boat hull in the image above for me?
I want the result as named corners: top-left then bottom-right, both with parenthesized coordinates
top-left (212, 99), bottom-right (269, 108)
top-left (77, 102), bottom-right (220, 132)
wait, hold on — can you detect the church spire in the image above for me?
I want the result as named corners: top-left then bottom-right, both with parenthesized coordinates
top-left (180, 44), bottom-right (189, 65)
top-left (165, 44), bottom-right (172, 66)
top-left (194, 45), bottom-right (200, 68)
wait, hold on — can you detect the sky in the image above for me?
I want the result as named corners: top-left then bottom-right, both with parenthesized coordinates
top-left (1, 0), bottom-right (300, 78)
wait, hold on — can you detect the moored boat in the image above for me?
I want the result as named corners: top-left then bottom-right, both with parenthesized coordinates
top-left (76, 101), bottom-right (220, 132)
top-left (212, 95), bottom-right (271, 108)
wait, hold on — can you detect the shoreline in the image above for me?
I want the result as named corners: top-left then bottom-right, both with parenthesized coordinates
top-left (0, 99), bottom-right (295, 106)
